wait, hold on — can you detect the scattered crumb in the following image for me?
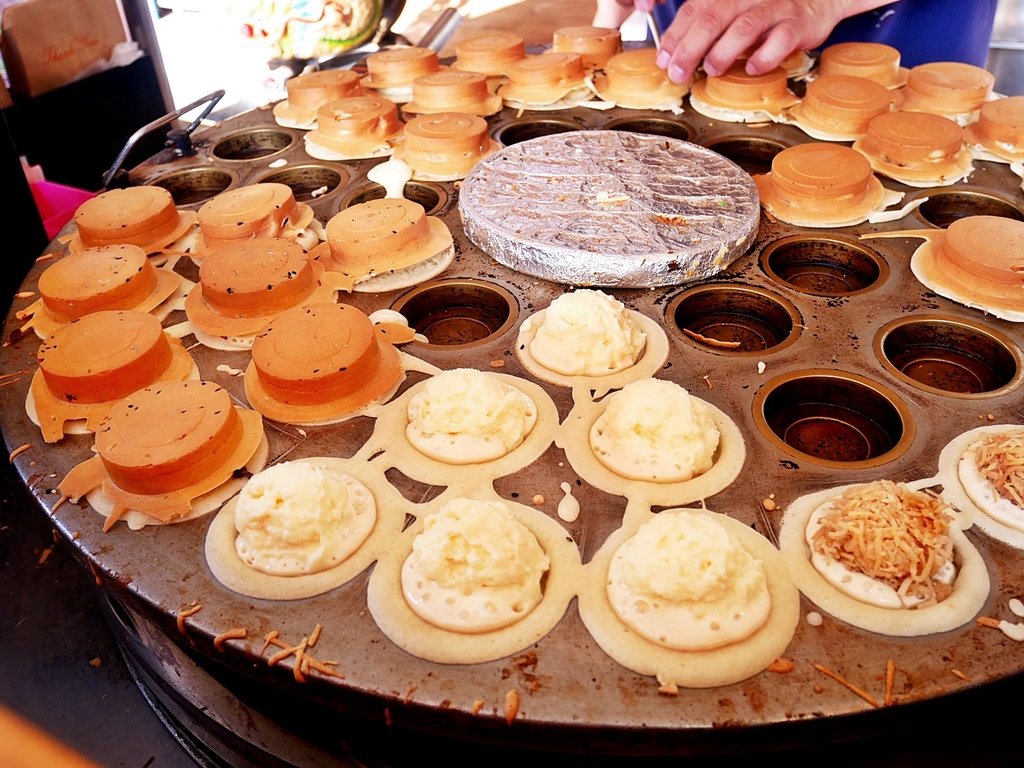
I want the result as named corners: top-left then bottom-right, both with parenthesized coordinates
top-left (472, 700), bottom-right (484, 716)
top-left (658, 682), bottom-right (679, 696)
top-left (987, 414), bottom-right (995, 421)
top-left (309, 623), bottom-right (323, 647)
top-left (310, 186), bottom-right (329, 198)
top-left (884, 659), bottom-right (895, 706)
top-left (214, 627), bottom-right (247, 652)
top-left (297, 428), bottom-right (307, 437)
top-left (767, 658), bottom-right (794, 673)
top-left (404, 684), bottom-right (417, 704)
top-left (14, 291), bottom-right (35, 299)
top-left (812, 663), bottom-right (879, 708)
top-left (177, 604), bottom-right (203, 634)
top-left (490, 359), bottom-right (505, 369)
top-left (38, 548), bottom-right (52, 565)
top-left (88, 657), bottom-right (102, 667)
top-left (268, 158), bottom-right (288, 168)
top-left (761, 498), bottom-right (777, 512)
top-left (504, 689), bottom-right (519, 725)
top-left (702, 374), bottom-right (712, 389)
top-left (951, 668), bottom-right (970, 682)
top-left (9, 443), bottom-right (31, 463)
top-left (385, 708), bottom-right (392, 726)
top-left (71, 532), bottom-right (80, 539)
top-left (1010, 598), bottom-right (1024, 617)
top-left (977, 616), bottom-right (1001, 629)
top-left (215, 364), bottom-right (244, 376)
top-left (530, 680), bottom-right (540, 692)
top-left (813, 684), bottom-right (825, 694)
top-left (806, 612), bottom-right (823, 627)
top-left (756, 361), bottom-right (766, 375)
top-left (531, 494), bottom-right (545, 506)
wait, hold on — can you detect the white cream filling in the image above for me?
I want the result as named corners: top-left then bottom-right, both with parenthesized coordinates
top-left (607, 511), bottom-right (770, 651)
top-left (406, 368), bottom-right (537, 464)
top-left (589, 379), bottom-right (719, 483)
top-left (401, 498), bottom-right (549, 633)
top-left (528, 289), bottom-right (646, 376)
top-left (234, 461), bottom-right (376, 576)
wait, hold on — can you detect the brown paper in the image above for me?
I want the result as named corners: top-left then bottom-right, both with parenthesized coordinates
top-left (1, 0), bottom-right (129, 98)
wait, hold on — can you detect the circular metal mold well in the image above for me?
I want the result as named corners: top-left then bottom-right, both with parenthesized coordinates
top-left (753, 370), bottom-right (915, 468)
top-left (210, 128), bottom-right (296, 161)
top-left (494, 118), bottom-right (582, 146)
top-left (342, 182), bottom-right (446, 215)
top-left (703, 136), bottom-right (789, 177)
top-left (760, 235), bottom-right (889, 296)
top-left (391, 279), bottom-right (518, 348)
top-left (604, 116), bottom-right (692, 141)
top-left (667, 283), bottom-right (801, 355)
top-left (911, 188), bottom-right (1024, 229)
top-left (146, 168), bottom-right (236, 207)
top-left (255, 164), bottom-right (348, 203)
top-left (875, 314), bottom-right (1022, 397)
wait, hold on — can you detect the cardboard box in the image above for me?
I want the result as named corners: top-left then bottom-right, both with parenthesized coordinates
top-left (1, 0), bottom-right (129, 98)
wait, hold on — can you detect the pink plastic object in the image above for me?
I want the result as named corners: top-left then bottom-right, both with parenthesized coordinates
top-left (30, 180), bottom-right (95, 240)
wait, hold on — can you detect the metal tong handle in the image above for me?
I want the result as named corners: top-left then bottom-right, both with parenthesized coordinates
top-left (101, 89), bottom-right (225, 190)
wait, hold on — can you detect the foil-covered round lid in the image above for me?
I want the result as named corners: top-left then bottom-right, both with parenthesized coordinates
top-left (459, 131), bottom-right (759, 288)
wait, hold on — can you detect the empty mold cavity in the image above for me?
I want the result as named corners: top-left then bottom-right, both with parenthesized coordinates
top-left (875, 315), bottom-right (1021, 397)
top-left (391, 280), bottom-right (518, 347)
top-left (494, 119), bottom-right (582, 146)
top-left (704, 137), bottom-right (789, 177)
top-left (912, 189), bottom-right (1024, 228)
top-left (343, 182), bottom-right (445, 215)
top-left (256, 165), bottom-right (346, 202)
top-left (668, 284), bottom-right (800, 354)
top-left (753, 370), bottom-right (914, 468)
top-left (761, 235), bottom-right (888, 296)
top-left (147, 168), bottom-right (235, 206)
top-left (605, 117), bottom-right (692, 141)
top-left (211, 129), bottom-right (295, 161)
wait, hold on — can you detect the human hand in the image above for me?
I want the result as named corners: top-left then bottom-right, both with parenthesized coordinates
top-left (654, 0), bottom-right (893, 83)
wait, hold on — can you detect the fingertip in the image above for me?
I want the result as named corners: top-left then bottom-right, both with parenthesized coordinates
top-left (703, 60), bottom-right (720, 77)
top-left (656, 49), bottom-right (670, 69)
top-left (667, 64), bottom-right (688, 84)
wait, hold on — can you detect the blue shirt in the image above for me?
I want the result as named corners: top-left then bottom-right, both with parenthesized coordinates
top-left (652, 0), bottom-right (998, 68)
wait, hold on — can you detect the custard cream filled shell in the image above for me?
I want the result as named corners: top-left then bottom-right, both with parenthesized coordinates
top-left (964, 96), bottom-right (1024, 161)
top-left (403, 71), bottom-right (503, 116)
top-left (186, 237), bottom-right (343, 337)
top-left (754, 143), bottom-right (886, 225)
top-left (69, 186), bottom-right (197, 254)
top-left (306, 95), bottom-right (403, 157)
top-left (392, 112), bottom-right (500, 179)
top-left (30, 310), bottom-right (195, 443)
top-left (690, 64), bottom-right (798, 114)
top-left (818, 42), bottom-right (907, 88)
top-left (244, 302), bottom-right (403, 422)
top-left (896, 61), bottom-right (994, 116)
top-left (313, 198), bottom-right (453, 281)
top-left (452, 33), bottom-right (526, 76)
top-left (196, 183), bottom-right (315, 255)
top-left (593, 48), bottom-right (688, 108)
top-left (788, 75), bottom-right (891, 139)
top-left (552, 26), bottom-right (621, 69)
top-left (38, 244), bottom-right (181, 324)
top-left (498, 52), bottom-right (589, 105)
top-left (361, 47), bottom-right (440, 89)
top-left (273, 69), bottom-right (364, 127)
top-left (911, 215), bottom-right (1024, 313)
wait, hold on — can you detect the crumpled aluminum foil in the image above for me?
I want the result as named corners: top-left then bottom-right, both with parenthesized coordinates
top-left (459, 130), bottom-right (760, 288)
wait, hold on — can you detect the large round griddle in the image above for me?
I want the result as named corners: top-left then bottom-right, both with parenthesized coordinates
top-left (3, 88), bottom-right (1024, 761)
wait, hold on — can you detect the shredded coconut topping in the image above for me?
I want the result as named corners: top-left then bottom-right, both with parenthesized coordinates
top-left (811, 480), bottom-right (955, 607)
top-left (973, 431), bottom-right (1024, 509)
